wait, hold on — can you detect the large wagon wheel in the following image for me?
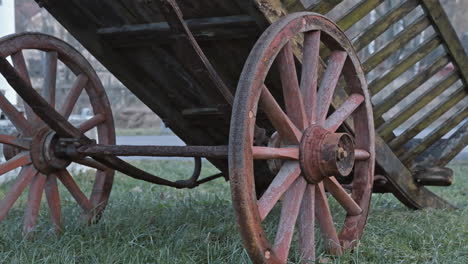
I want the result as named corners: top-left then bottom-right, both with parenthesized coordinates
top-left (0, 33), bottom-right (115, 235)
top-left (229, 13), bottom-right (375, 263)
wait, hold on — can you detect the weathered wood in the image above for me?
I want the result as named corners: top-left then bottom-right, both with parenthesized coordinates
top-left (420, 0), bottom-right (468, 90)
top-left (413, 166), bottom-right (453, 186)
top-left (352, 0), bottom-right (419, 52)
top-left (363, 17), bottom-right (432, 74)
top-left (369, 37), bottom-right (441, 94)
top-left (401, 105), bottom-right (468, 164)
top-left (410, 120), bottom-right (468, 169)
top-left (98, 15), bottom-right (259, 47)
top-left (378, 73), bottom-right (459, 138)
top-left (371, 54), bottom-right (449, 101)
top-left (337, 0), bottom-right (385, 31)
top-left (374, 136), bottom-right (454, 209)
top-left (389, 88), bottom-right (466, 149)
top-left (284, 0), bottom-right (344, 13)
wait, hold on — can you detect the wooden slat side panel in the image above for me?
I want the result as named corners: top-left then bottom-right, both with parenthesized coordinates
top-left (420, 0), bottom-right (468, 89)
top-left (378, 73), bottom-right (459, 138)
top-left (410, 120), bottom-right (468, 169)
top-left (389, 88), bottom-right (466, 149)
top-left (401, 105), bottom-right (468, 164)
top-left (369, 37), bottom-right (442, 99)
top-left (352, 0), bottom-right (420, 51)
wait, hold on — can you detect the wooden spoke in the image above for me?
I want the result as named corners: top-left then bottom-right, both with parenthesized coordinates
top-left (42, 51), bottom-right (58, 106)
top-left (300, 31), bottom-right (321, 123)
top-left (323, 177), bottom-right (362, 216)
top-left (316, 51), bottom-right (347, 124)
top-left (0, 134), bottom-right (29, 149)
top-left (74, 158), bottom-right (109, 171)
top-left (0, 152), bottom-right (31, 175)
top-left (257, 161), bottom-right (301, 221)
top-left (45, 174), bottom-right (62, 232)
top-left (59, 74), bottom-right (88, 118)
top-left (23, 173), bottom-right (47, 236)
top-left (260, 86), bottom-right (302, 144)
top-left (11, 51), bottom-right (35, 120)
top-left (0, 90), bottom-right (32, 133)
top-left (0, 166), bottom-right (37, 221)
top-left (298, 184), bottom-right (316, 263)
top-left (277, 42), bottom-right (307, 129)
top-left (355, 149), bottom-right (370, 161)
top-left (315, 182), bottom-right (343, 255)
top-left (273, 177), bottom-right (307, 263)
top-left (56, 170), bottom-right (93, 212)
top-left (324, 93), bottom-right (364, 132)
top-left (252, 146), bottom-right (299, 160)
top-left (78, 114), bottom-right (106, 133)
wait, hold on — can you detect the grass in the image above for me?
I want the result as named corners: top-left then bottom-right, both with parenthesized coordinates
top-left (0, 161), bottom-right (466, 263)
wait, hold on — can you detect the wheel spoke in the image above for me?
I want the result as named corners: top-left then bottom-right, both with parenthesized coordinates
top-left (315, 182), bottom-right (343, 255)
top-left (0, 90), bottom-right (32, 133)
top-left (300, 31), bottom-right (321, 123)
top-left (273, 177), bottom-right (307, 263)
top-left (323, 177), bottom-right (362, 216)
top-left (23, 173), bottom-right (47, 237)
top-left (0, 166), bottom-right (37, 221)
top-left (257, 161), bottom-right (301, 221)
top-left (277, 41), bottom-right (307, 129)
top-left (298, 184), bottom-right (316, 263)
top-left (56, 170), bottom-right (93, 212)
top-left (42, 51), bottom-right (58, 107)
top-left (0, 152), bottom-right (31, 175)
top-left (59, 74), bottom-right (88, 119)
top-left (45, 174), bottom-right (62, 232)
top-left (324, 93), bottom-right (364, 132)
top-left (11, 51), bottom-right (35, 120)
top-left (252, 146), bottom-right (299, 160)
top-left (260, 86), bottom-right (302, 144)
top-left (78, 114), bottom-right (105, 133)
top-left (316, 51), bottom-right (347, 124)
top-left (0, 134), bottom-right (29, 149)
top-left (355, 149), bottom-right (370, 161)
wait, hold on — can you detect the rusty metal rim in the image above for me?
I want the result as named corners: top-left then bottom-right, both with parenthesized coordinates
top-left (229, 12), bottom-right (375, 263)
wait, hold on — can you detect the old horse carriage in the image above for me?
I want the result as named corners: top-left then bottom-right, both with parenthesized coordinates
top-left (0, 0), bottom-right (466, 262)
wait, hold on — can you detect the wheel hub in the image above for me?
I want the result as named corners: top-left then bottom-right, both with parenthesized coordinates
top-left (30, 127), bottom-right (71, 174)
top-left (299, 125), bottom-right (355, 184)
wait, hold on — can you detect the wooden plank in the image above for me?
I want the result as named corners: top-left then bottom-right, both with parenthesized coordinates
top-left (401, 105), bottom-right (468, 164)
top-left (374, 53), bottom-right (449, 116)
top-left (378, 73), bottom-right (459, 138)
top-left (409, 120), bottom-right (468, 169)
top-left (374, 136), bottom-right (454, 209)
top-left (389, 88), bottom-right (466, 149)
top-left (369, 37), bottom-right (442, 94)
top-left (284, 0), bottom-right (344, 13)
top-left (337, 0), bottom-right (385, 31)
top-left (352, 0), bottom-right (419, 51)
top-left (363, 17), bottom-right (432, 73)
top-left (420, 0), bottom-right (468, 89)
top-left (98, 15), bottom-right (260, 47)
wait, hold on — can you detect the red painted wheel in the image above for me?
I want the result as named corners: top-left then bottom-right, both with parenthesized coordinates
top-left (229, 13), bottom-right (375, 263)
top-left (0, 33), bottom-right (115, 236)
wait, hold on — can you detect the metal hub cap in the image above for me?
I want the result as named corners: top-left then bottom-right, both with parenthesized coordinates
top-left (299, 125), bottom-right (355, 183)
top-left (30, 127), bottom-right (71, 174)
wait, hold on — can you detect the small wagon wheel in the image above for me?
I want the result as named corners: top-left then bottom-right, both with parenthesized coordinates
top-left (229, 13), bottom-right (375, 263)
top-left (0, 33), bottom-right (115, 235)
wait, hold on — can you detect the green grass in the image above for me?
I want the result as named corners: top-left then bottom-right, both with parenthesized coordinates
top-left (0, 161), bottom-right (466, 263)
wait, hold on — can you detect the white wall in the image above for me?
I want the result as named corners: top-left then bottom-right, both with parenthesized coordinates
top-left (0, 0), bottom-right (17, 105)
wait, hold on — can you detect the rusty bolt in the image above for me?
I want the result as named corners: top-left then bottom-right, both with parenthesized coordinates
top-left (338, 147), bottom-right (348, 160)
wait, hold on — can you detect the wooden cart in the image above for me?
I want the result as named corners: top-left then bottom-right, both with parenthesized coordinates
top-left (0, 0), bottom-right (466, 263)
